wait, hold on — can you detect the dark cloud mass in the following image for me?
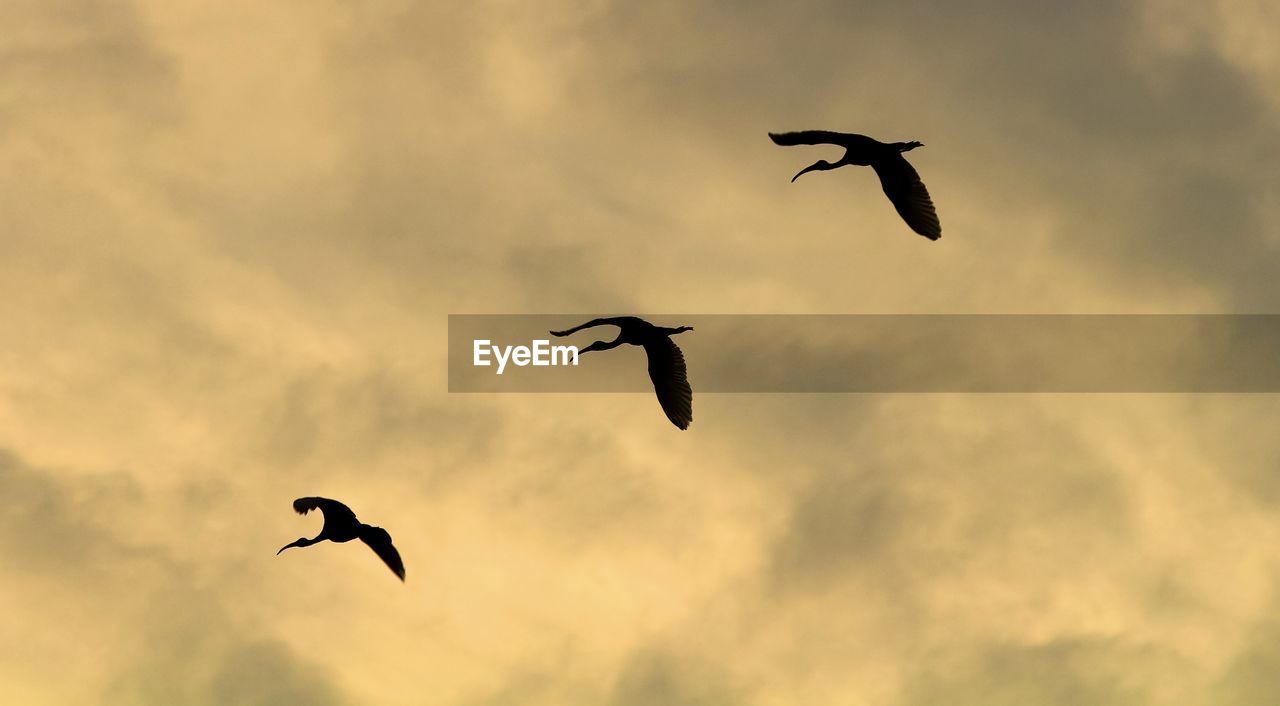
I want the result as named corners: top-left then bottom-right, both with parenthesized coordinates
top-left (896, 638), bottom-right (1150, 706)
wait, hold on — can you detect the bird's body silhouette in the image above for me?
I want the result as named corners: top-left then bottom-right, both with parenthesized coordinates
top-left (769, 130), bottom-right (942, 240)
top-left (550, 316), bottom-right (693, 430)
top-left (277, 497), bottom-right (405, 581)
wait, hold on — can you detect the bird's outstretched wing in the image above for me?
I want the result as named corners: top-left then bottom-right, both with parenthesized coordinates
top-left (769, 130), bottom-right (866, 148)
top-left (643, 338), bottom-right (693, 430)
top-left (359, 525), bottom-right (406, 581)
top-left (871, 154), bottom-right (942, 240)
top-left (293, 497), bottom-right (358, 528)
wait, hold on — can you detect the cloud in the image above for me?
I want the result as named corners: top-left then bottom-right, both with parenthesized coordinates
top-left (0, 450), bottom-right (348, 704)
top-left (609, 648), bottom-right (741, 706)
top-left (106, 638), bottom-right (347, 706)
top-left (3, 0), bottom-right (1280, 704)
top-left (1209, 597), bottom-right (1280, 705)
top-left (895, 638), bottom-right (1150, 706)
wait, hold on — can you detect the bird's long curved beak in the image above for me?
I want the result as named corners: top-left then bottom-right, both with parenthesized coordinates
top-left (791, 162), bottom-right (824, 182)
top-left (277, 540), bottom-right (301, 555)
top-left (577, 340), bottom-right (611, 354)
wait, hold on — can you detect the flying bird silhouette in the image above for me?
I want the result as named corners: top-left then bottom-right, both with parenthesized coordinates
top-left (277, 497), bottom-right (405, 581)
top-left (769, 130), bottom-right (942, 240)
top-left (550, 316), bottom-right (694, 430)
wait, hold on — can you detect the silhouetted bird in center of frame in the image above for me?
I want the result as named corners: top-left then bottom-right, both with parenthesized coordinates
top-left (550, 316), bottom-right (694, 430)
top-left (277, 497), bottom-right (405, 581)
top-left (769, 130), bottom-right (942, 240)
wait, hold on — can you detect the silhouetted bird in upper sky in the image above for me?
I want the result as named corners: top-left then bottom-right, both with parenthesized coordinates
top-left (769, 130), bottom-right (942, 240)
top-left (277, 497), bottom-right (405, 581)
top-left (550, 316), bottom-right (694, 430)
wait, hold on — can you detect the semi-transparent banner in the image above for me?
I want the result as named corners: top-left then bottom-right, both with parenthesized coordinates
top-left (448, 315), bottom-right (1280, 392)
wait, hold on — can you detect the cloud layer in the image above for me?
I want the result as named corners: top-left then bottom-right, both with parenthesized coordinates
top-left (2, 1), bottom-right (1279, 704)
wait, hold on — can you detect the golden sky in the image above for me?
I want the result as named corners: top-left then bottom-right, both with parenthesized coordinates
top-left (2, 1), bottom-right (1280, 704)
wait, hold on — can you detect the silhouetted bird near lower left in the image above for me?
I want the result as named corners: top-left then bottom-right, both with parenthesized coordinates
top-left (550, 316), bottom-right (694, 430)
top-left (770, 130), bottom-right (942, 240)
top-left (277, 497), bottom-right (405, 581)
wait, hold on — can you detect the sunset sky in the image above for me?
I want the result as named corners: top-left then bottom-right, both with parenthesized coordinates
top-left (3, 1), bottom-right (1280, 704)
